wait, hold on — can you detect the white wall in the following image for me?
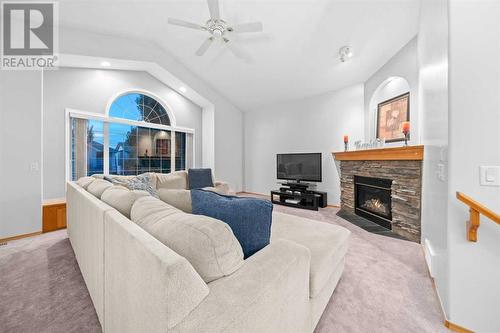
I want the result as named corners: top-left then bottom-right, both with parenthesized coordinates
top-left (0, 25), bottom-right (244, 239)
top-left (418, 0), bottom-right (450, 315)
top-left (59, 26), bottom-right (244, 191)
top-left (0, 71), bottom-right (42, 239)
top-left (364, 37), bottom-right (419, 144)
top-left (244, 84), bottom-right (364, 204)
top-left (447, 1), bottom-right (500, 331)
top-left (43, 68), bottom-right (203, 199)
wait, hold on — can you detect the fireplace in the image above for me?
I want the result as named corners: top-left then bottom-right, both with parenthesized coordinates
top-left (354, 175), bottom-right (393, 229)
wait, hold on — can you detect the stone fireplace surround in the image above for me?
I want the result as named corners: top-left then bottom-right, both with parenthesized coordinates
top-left (333, 146), bottom-right (424, 243)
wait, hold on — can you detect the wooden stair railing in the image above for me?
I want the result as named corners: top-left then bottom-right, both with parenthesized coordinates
top-left (456, 192), bottom-right (500, 242)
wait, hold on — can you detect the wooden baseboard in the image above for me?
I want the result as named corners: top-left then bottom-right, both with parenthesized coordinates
top-left (0, 231), bottom-right (43, 244)
top-left (445, 320), bottom-right (474, 333)
top-left (236, 191), bottom-right (269, 197)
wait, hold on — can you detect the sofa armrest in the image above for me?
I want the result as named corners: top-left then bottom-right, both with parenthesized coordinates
top-left (213, 180), bottom-right (230, 194)
top-left (172, 239), bottom-right (312, 333)
top-left (104, 210), bottom-right (209, 332)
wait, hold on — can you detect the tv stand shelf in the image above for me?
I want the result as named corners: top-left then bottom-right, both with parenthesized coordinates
top-left (271, 187), bottom-right (327, 211)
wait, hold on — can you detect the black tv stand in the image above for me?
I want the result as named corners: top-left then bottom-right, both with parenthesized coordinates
top-left (280, 181), bottom-right (310, 191)
top-left (271, 183), bottom-right (327, 211)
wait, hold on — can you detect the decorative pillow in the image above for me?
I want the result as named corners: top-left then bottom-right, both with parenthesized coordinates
top-left (131, 196), bottom-right (244, 282)
top-left (191, 190), bottom-right (273, 258)
top-left (156, 171), bottom-right (188, 190)
top-left (86, 179), bottom-right (113, 198)
top-left (188, 168), bottom-right (214, 190)
top-left (107, 173), bottom-right (158, 198)
top-left (101, 186), bottom-right (149, 218)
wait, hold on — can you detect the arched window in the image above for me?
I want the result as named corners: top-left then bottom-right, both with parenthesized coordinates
top-left (69, 91), bottom-right (193, 180)
top-left (109, 93), bottom-right (171, 125)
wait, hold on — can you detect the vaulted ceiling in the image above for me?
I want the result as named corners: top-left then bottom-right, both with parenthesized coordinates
top-left (57, 0), bottom-right (420, 111)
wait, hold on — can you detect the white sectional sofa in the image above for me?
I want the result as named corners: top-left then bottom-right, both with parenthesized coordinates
top-left (67, 175), bottom-right (350, 333)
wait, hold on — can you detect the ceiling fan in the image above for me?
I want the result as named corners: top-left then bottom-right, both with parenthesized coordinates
top-left (168, 0), bottom-right (263, 59)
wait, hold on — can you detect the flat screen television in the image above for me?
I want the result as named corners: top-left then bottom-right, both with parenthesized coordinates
top-left (276, 153), bottom-right (322, 182)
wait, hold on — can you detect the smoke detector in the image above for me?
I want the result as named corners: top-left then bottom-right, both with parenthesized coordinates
top-left (339, 46), bottom-right (353, 62)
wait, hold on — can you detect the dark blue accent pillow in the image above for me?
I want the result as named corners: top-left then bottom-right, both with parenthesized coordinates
top-left (188, 168), bottom-right (214, 189)
top-left (191, 190), bottom-right (273, 259)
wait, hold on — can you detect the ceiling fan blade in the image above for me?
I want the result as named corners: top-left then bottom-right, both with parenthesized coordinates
top-left (196, 37), bottom-right (214, 56)
top-left (207, 0), bottom-right (220, 19)
top-left (224, 38), bottom-right (252, 62)
top-left (168, 18), bottom-right (206, 31)
top-left (230, 22), bottom-right (263, 33)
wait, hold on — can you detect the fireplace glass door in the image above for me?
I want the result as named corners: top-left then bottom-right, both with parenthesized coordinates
top-left (354, 176), bottom-right (393, 229)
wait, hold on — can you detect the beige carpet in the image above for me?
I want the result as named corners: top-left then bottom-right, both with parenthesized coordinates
top-left (0, 205), bottom-right (448, 333)
top-left (271, 204), bottom-right (449, 333)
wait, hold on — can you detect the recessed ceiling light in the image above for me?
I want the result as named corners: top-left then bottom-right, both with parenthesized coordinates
top-left (179, 86), bottom-right (187, 93)
top-left (101, 61), bottom-right (111, 67)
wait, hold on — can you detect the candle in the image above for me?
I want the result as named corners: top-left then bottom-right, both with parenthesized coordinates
top-left (402, 121), bottom-right (410, 135)
top-left (343, 135), bottom-right (349, 143)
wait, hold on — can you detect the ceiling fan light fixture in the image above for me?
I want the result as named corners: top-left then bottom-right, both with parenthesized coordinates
top-left (339, 46), bottom-right (353, 62)
top-left (167, 0), bottom-right (263, 60)
top-left (213, 29), bottom-right (223, 38)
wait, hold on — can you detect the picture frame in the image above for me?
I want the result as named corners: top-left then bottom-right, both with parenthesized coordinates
top-left (376, 92), bottom-right (410, 143)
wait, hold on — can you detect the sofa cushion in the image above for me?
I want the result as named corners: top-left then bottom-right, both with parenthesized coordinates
top-left (130, 196), bottom-right (244, 283)
top-left (271, 212), bottom-right (350, 298)
top-left (101, 186), bottom-right (150, 218)
top-left (158, 187), bottom-right (229, 213)
top-left (158, 189), bottom-right (192, 213)
top-left (156, 171), bottom-right (188, 190)
top-left (76, 176), bottom-right (96, 189)
top-left (191, 190), bottom-right (273, 259)
top-left (87, 179), bottom-right (113, 199)
top-left (188, 168), bottom-right (214, 190)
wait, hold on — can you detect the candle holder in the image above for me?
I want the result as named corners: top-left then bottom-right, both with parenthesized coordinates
top-left (403, 132), bottom-right (409, 146)
top-left (344, 142), bottom-right (348, 152)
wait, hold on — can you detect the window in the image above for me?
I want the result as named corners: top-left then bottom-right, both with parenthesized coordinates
top-left (87, 120), bottom-right (104, 175)
top-left (109, 93), bottom-right (171, 125)
top-left (71, 118), bottom-right (105, 179)
top-left (175, 132), bottom-right (186, 171)
top-left (69, 91), bottom-right (193, 180)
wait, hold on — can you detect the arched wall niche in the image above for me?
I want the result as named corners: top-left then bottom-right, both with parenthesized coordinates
top-left (367, 76), bottom-right (414, 145)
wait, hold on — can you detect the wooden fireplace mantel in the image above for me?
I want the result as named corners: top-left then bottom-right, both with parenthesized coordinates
top-left (332, 145), bottom-right (424, 161)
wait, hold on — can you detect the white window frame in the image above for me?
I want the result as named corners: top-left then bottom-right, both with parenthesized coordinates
top-left (65, 108), bottom-right (195, 183)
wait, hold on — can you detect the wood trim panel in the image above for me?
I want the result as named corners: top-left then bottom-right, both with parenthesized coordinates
top-left (332, 145), bottom-right (424, 161)
top-left (43, 199), bottom-right (67, 233)
top-left (445, 320), bottom-right (474, 333)
top-left (0, 231), bottom-right (42, 243)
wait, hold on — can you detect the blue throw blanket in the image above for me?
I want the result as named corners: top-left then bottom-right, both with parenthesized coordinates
top-left (191, 190), bottom-right (273, 258)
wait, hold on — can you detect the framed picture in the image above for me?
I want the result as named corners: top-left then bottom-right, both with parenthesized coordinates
top-left (376, 92), bottom-right (410, 142)
top-left (155, 139), bottom-right (170, 156)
